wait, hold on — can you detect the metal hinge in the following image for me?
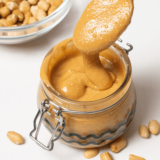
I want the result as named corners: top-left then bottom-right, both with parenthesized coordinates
top-left (29, 99), bottom-right (66, 151)
top-left (118, 38), bottom-right (133, 55)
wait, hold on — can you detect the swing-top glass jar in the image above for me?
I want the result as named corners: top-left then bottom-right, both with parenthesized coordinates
top-left (30, 39), bottom-right (136, 151)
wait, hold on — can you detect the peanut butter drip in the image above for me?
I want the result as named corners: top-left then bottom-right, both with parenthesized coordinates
top-left (73, 0), bottom-right (133, 90)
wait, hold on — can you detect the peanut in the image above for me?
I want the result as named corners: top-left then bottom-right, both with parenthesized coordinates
top-left (19, 1), bottom-right (30, 13)
top-left (139, 125), bottom-right (150, 138)
top-left (6, 14), bottom-right (18, 26)
top-left (26, 27), bottom-right (38, 34)
top-left (36, 8), bottom-right (46, 21)
top-left (8, 30), bottom-right (25, 36)
top-left (38, 1), bottom-right (50, 12)
top-left (6, 2), bottom-right (18, 11)
top-left (83, 148), bottom-right (99, 159)
top-left (28, 16), bottom-right (36, 24)
top-left (2, 0), bottom-right (7, 3)
top-left (5, 0), bottom-right (23, 4)
top-left (148, 119), bottom-right (160, 135)
top-left (100, 152), bottom-right (112, 160)
top-left (0, 0), bottom-right (4, 8)
top-left (28, 0), bottom-right (38, 5)
top-left (23, 11), bottom-right (31, 25)
top-left (0, 6), bottom-right (10, 18)
top-left (48, 5), bottom-right (56, 15)
top-left (0, 18), bottom-right (7, 26)
top-left (30, 5), bottom-right (38, 17)
top-left (110, 137), bottom-right (127, 153)
top-left (51, 0), bottom-right (63, 7)
top-left (0, 0), bottom-right (58, 27)
top-left (12, 9), bottom-right (24, 21)
top-left (7, 131), bottom-right (23, 144)
top-left (129, 154), bottom-right (146, 160)
top-left (46, 0), bottom-right (54, 5)
top-left (17, 22), bottom-right (22, 25)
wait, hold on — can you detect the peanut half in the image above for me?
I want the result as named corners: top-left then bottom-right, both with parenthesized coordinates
top-left (139, 125), bottom-right (150, 138)
top-left (83, 148), bottom-right (99, 159)
top-left (100, 152), bottom-right (112, 160)
top-left (148, 119), bottom-right (160, 135)
top-left (110, 137), bottom-right (127, 153)
top-left (7, 131), bottom-right (23, 145)
top-left (129, 154), bottom-right (146, 160)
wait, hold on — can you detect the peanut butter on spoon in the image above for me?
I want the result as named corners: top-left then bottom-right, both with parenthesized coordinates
top-left (73, 0), bottom-right (134, 90)
top-left (41, 0), bottom-right (134, 101)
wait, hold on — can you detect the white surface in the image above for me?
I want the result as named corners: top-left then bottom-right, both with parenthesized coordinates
top-left (0, 0), bottom-right (160, 159)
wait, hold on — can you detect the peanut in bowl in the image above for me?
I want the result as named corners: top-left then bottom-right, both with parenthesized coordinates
top-left (0, 0), bottom-right (73, 44)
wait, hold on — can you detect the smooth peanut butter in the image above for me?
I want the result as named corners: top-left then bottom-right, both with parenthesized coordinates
top-left (41, 38), bottom-right (125, 101)
top-left (40, 0), bottom-right (134, 101)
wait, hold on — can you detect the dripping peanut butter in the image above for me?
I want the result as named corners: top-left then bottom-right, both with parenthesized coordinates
top-left (40, 0), bottom-right (134, 101)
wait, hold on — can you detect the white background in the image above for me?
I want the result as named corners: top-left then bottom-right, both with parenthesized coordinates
top-left (0, 0), bottom-right (160, 159)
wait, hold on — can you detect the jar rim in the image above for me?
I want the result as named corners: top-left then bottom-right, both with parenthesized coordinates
top-left (41, 43), bottom-right (132, 108)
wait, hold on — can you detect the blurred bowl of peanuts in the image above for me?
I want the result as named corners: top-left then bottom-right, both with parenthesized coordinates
top-left (0, 0), bottom-right (73, 44)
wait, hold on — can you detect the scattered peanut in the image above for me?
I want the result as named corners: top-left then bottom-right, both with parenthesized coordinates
top-left (0, 6), bottom-right (10, 18)
top-left (83, 148), bottom-right (99, 159)
top-left (7, 131), bottom-right (23, 145)
top-left (6, 14), bottom-right (18, 25)
top-left (110, 137), bottom-right (127, 153)
top-left (28, 16), bottom-right (36, 24)
top-left (6, 2), bottom-right (18, 11)
top-left (129, 154), bottom-right (146, 160)
top-left (19, 1), bottom-right (30, 14)
top-left (100, 152), bottom-right (112, 160)
top-left (48, 5), bottom-right (56, 15)
top-left (139, 125), bottom-right (150, 138)
top-left (12, 9), bottom-right (24, 21)
top-left (148, 119), bottom-right (160, 135)
top-left (38, 1), bottom-right (50, 12)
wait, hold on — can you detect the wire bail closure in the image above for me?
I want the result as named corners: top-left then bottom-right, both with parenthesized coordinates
top-left (29, 99), bottom-right (66, 151)
top-left (118, 39), bottom-right (133, 55)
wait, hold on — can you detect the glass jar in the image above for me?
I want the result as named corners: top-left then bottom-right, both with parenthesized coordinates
top-left (30, 40), bottom-right (136, 151)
